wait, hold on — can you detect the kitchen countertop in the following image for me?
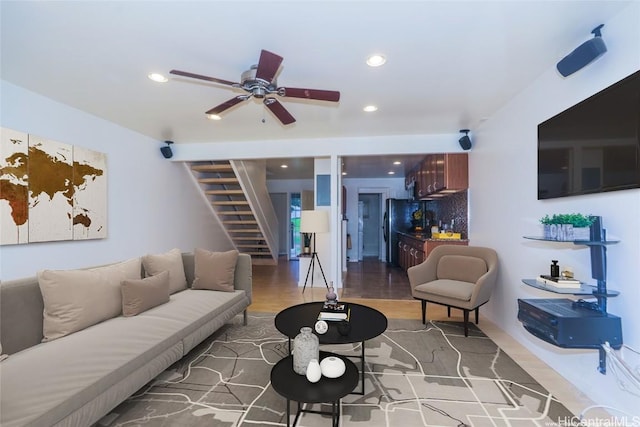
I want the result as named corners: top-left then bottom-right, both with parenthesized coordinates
top-left (397, 231), bottom-right (469, 242)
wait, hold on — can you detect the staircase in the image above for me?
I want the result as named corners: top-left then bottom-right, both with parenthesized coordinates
top-left (190, 160), bottom-right (278, 265)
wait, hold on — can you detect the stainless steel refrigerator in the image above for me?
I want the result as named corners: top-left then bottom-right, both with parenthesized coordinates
top-left (383, 198), bottom-right (425, 266)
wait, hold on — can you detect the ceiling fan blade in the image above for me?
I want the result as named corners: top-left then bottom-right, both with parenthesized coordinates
top-left (255, 50), bottom-right (283, 83)
top-left (170, 69), bottom-right (238, 87)
top-left (279, 87), bottom-right (340, 102)
top-left (205, 96), bottom-right (247, 115)
top-left (264, 98), bottom-right (295, 125)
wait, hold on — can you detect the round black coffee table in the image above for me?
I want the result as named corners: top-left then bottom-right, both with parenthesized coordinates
top-left (274, 301), bottom-right (387, 394)
top-left (270, 351), bottom-right (358, 427)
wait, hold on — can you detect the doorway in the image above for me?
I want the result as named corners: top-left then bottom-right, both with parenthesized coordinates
top-left (358, 193), bottom-right (381, 260)
top-left (290, 192), bottom-right (301, 258)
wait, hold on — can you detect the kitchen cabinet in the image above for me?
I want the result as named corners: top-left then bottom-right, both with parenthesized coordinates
top-left (414, 153), bottom-right (468, 198)
top-left (398, 234), bottom-right (468, 271)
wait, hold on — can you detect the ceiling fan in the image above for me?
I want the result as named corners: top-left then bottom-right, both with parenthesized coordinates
top-left (170, 50), bottom-right (340, 125)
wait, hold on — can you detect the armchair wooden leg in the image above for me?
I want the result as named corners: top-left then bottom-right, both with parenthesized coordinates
top-left (475, 307), bottom-right (479, 324)
top-left (421, 300), bottom-right (427, 324)
top-left (447, 307), bottom-right (451, 318)
top-left (463, 310), bottom-right (469, 337)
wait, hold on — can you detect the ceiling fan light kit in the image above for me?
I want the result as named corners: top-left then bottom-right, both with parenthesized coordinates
top-left (170, 49), bottom-right (340, 125)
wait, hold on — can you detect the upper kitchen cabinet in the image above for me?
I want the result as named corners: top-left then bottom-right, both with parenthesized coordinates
top-left (413, 153), bottom-right (468, 198)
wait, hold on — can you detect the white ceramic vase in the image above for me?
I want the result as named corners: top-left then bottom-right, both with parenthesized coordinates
top-left (306, 359), bottom-right (322, 383)
top-left (320, 356), bottom-right (346, 378)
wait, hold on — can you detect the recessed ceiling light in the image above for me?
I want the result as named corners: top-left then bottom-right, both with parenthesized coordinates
top-left (148, 73), bottom-right (168, 83)
top-left (387, 171), bottom-right (395, 175)
top-left (207, 114), bottom-right (222, 121)
top-left (393, 161), bottom-right (401, 165)
top-left (363, 105), bottom-right (378, 112)
top-left (366, 54), bottom-right (386, 67)
top-left (280, 164), bottom-right (288, 169)
top-left (342, 171), bottom-right (347, 176)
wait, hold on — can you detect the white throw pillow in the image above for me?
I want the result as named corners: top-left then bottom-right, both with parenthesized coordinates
top-left (142, 248), bottom-right (187, 294)
top-left (38, 257), bottom-right (141, 341)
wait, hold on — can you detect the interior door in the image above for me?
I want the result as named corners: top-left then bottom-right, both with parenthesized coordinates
top-left (269, 193), bottom-right (289, 257)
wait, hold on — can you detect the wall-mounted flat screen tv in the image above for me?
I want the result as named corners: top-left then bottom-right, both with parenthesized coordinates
top-left (538, 69), bottom-right (640, 200)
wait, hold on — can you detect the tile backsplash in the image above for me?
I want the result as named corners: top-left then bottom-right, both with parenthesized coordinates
top-left (425, 190), bottom-right (468, 238)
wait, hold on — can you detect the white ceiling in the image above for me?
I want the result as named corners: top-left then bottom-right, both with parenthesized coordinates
top-left (1, 1), bottom-right (630, 179)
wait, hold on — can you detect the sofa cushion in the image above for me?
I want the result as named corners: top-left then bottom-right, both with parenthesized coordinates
top-left (121, 271), bottom-right (170, 317)
top-left (415, 279), bottom-right (475, 301)
top-left (192, 248), bottom-right (239, 292)
top-left (37, 257), bottom-right (141, 341)
top-left (437, 255), bottom-right (487, 283)
top-left (142, 248), bottom-right (187, 294)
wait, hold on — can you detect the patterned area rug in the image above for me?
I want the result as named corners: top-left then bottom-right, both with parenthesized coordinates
top-left (108, 313), bottom-right (574, 426)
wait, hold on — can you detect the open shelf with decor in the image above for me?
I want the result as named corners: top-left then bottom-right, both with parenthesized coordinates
top-left (518, 216), bottom-right (622, 374)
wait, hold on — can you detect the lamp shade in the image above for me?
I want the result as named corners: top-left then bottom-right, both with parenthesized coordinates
top-left (300, 210), bottom-right (329, 233)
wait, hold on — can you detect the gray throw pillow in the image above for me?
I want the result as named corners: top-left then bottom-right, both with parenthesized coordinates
top-left (121, 271), bottom-right (170, 317)
top-left (192, 249), bottom-right (239, 292)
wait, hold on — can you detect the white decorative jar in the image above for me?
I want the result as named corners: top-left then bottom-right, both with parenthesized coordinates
top-left (292, 327), bottom-right (319, 375)
top-left (306, 359), bottom-right (322, 383)
top-left (320, 356), bottom-right (346, 378)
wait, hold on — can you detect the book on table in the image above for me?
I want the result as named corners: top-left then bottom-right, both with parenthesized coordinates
top-left (536, 275), bottom-right (582, 289)
top-left (318, 302), bottom-right (350, 321)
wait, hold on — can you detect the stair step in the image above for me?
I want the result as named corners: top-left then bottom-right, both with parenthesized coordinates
top-left (205, 190), bottom-right (244, 195)
top-left (191, 164), bottom-right (233, 172)
top-left (199, 178), bottom-right (239, 184)
top-left (227, 228), bottom-right (262, 233)
top-left (212, 201), bottom-right (249, 206)
top-left (232, 236), bottom-right (265, 241)
top-left (217, 211), bottom-right (254, 216)
top-left (243, 251), bottom-right (273, 256)
top-left (223, 220), bottom-right (258, 225)
top-left (236, 244), bottom-right (269, 248)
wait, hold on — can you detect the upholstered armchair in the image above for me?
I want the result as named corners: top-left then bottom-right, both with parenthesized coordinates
top-left (407, 245), bottom-right (499, 336)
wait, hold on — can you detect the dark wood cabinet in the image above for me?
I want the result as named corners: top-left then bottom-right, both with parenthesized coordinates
top-left (398, 234), bottom-right (468, 271)
top-left (412, 153), bottom-right (468, 198)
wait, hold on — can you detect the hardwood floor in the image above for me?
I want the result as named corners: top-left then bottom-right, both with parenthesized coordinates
top-left (248, 256), bottom-right (607, 419)
top-left (249, 256), bottom-right (451, 321)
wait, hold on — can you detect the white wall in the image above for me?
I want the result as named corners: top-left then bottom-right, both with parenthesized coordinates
top-left (1, 81), bottom-right (232, 280)
top-left (471, 4), bottom-right (640, 415)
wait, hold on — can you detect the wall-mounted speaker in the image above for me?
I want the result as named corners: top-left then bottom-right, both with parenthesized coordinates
top-left (458, 129), bottom-right (472, 151)
top-left (556, 24), bottom-right (607, 77)
top-left (161, 141), bottom-right (174, 159)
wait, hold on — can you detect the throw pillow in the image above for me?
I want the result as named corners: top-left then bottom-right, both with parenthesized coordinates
top-left (192, 248), bottom-right (239, 292)
top-left (437, 255), bottom-right (487, 283)
top-left (121, 271), bottom-right (170, 316)
top-left (142, 248), bottom-right (187, 294)
top-left (38, 257), bottom-right (142, 341)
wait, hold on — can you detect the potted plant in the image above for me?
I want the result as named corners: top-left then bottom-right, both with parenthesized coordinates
top-left (540, 213), bottom-right (595, 241)
top-left (302, 232), bottom-right (312, 254)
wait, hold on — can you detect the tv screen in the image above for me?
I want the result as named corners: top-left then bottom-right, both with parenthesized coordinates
top-left (538, 69), bottom-right (640, 200)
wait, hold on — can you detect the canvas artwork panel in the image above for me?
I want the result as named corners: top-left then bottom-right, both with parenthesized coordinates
top-left (27, 134), bottom-right (74, 243)
top-left (72, 146), bottom-right (107, 240)
top-left (0, 127), bottom-right (107, 245)
top-left (0, 128), bottom-right (29, 244)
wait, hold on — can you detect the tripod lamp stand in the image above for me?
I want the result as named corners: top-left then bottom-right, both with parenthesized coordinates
top-left (300, 210), bottom-right (329, 292)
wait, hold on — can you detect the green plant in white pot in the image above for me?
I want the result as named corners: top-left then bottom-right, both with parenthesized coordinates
top-left (540, 214), bottom-right (595, 241)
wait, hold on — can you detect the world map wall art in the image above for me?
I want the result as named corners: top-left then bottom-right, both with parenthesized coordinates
top-left (0, 127), bottom-right (107, 245)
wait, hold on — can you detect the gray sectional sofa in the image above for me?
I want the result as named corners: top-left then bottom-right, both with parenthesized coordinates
top-left (0, 252), bottom-right (252, 427)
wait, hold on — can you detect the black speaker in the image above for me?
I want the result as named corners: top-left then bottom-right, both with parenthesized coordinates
top-left (458, 129), bottom-right (472, 151)
top-left (557, 24), bottom-right (607, 77)
top-left (161, 141), bottom-right (173, 159)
